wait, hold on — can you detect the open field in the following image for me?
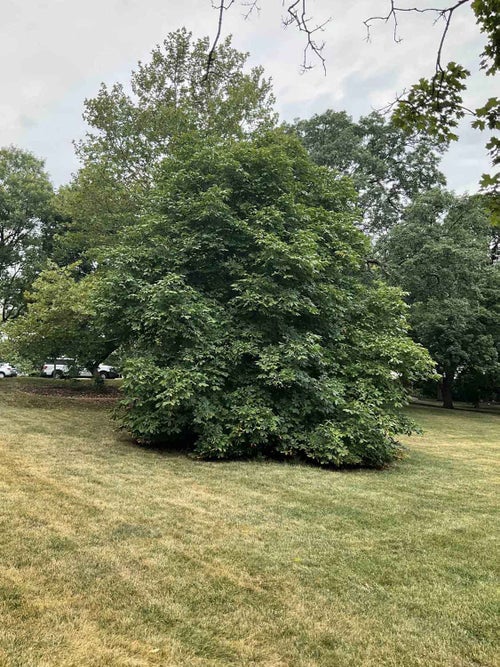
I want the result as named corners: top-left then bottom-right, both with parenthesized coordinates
top-left (0, 378), bottom-right (498, 666)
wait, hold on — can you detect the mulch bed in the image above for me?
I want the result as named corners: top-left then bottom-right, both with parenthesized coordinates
top-left (17, 383), bottom-right (121, 402)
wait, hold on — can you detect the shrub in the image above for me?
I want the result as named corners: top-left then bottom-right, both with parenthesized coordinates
top-left (101, 130), bottom-right (433, 466)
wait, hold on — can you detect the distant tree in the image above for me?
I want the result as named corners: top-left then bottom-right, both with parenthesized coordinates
top-left (0, 147), bottom-right (54, 322)
top-left (6, 264), bottom-right (117, 379)
top-left (57, 28), bottom-right (276, 263)
top-left (96, 129), bottom-right (433, 466)
top-left (380, 190), bottom-right (499, 408)
top-left (53, 164), bottom-right (131, 269)
top-left (292, 110), bottom-right (445, 235)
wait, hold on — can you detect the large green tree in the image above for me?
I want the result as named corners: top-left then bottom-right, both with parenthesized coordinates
top-left (292, 110), bottom-right (445, 235)
top-left (380, 190), bottom-right (499, 408)
top-left (0, 147), bottom-right (54, 322)
top-left (97, 129), bottom-right (432, 466)
top-left (57, 28), bottom-right (275, 263)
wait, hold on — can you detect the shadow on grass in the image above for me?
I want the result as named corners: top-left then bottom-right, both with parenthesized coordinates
top-left (410, 397), bottom-right (500, 415)
top-left (119, 428), bottom-right (399, 473)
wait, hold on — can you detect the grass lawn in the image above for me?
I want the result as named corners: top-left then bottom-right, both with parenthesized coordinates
top-left (0, 379), bottom-right (498, 666)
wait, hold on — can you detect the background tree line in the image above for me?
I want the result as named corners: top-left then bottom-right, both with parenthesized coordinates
top-left (1, 29), bottom-right (498, 465)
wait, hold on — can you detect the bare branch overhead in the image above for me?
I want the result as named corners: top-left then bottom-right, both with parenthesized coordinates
top-left (364, 1), bottom-right (471, 74)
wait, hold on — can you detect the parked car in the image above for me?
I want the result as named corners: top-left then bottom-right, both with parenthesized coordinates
top-left (0, 362), bottom-right (18, 378)
top-left (41, 359), bottom-right (120, 379)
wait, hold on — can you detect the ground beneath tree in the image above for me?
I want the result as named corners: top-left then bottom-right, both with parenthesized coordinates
top-left (8, 377), bottom-right (121, 403)
top-left (0, 385), bottom-right (497, 667)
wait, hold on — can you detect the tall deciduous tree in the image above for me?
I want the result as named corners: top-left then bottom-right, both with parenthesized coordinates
top-left (380, 190), bottom-right (499, 408)
top-left (58, 28), bottom-right (276, 263)
top-left (97, 129), bottom-right (433, 466)
top-left (292, 110), bottom-right (445, 235)
top-left (0, 147), bottom-right (54, 322)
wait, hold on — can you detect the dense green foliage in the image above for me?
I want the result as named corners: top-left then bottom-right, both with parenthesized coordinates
top-left (5, 32), bottom-right (276, 379)
top-left (57, 28), bottom-right (275, 264)
top-left (0, 147), bottom-right (55, 322)
top-left (5, 264), bottom-right (115, 375)
top-left (293, 111), bottom-right (445, 235)
top-left (380, 190), bottom-right (500, 408)
top-left (96, 130), bottom-right (432, 465)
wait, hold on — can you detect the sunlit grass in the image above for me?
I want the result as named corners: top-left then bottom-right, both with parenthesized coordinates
top-left (0, 379), bottom-right (498, 666)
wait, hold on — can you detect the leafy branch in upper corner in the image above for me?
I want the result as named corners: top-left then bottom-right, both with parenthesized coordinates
top-left (365, 0), bottom-right (499, 204)
top-left (208, 0), bottom-right (499, 201)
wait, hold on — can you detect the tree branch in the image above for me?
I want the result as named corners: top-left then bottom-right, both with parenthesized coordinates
top-left (282, 0), bottom-right (332, 73)
top-left (204, 0), bottom-right (236, 82)
top-left (364, 0), bottom-right (471, 76)
top-left (241, 0), bottom-right (259, 20)
top-left (207, 0), bottom-right (331, 74)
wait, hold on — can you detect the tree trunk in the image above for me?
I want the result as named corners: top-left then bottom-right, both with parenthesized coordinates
top-left (91, 363), bottom-right (104, 388)
top-left (441, 372), bottom-right (454, 409)
top-left (436, 382), bottom-right (443, 402)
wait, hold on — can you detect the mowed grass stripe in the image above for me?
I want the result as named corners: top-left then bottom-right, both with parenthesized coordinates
top-left (0, 380), bottom-right (498, 666)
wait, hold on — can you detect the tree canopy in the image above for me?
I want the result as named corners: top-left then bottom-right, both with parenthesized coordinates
top-left (0, 146), bottom-right (54, 322)
top-left (5, 263), bottom-right (117, 376)
top-left (57, 28), bottom-right (276, 264)
top-left (94, 129), bottom-right (433, 465)
top-left (380, 189), bottom-right (499, 408)
top-left (293, 110), bottom-right (445, 235)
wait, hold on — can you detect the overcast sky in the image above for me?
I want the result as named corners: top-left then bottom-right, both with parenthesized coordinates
top-left (1, 0), bottom-right (496, 192)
